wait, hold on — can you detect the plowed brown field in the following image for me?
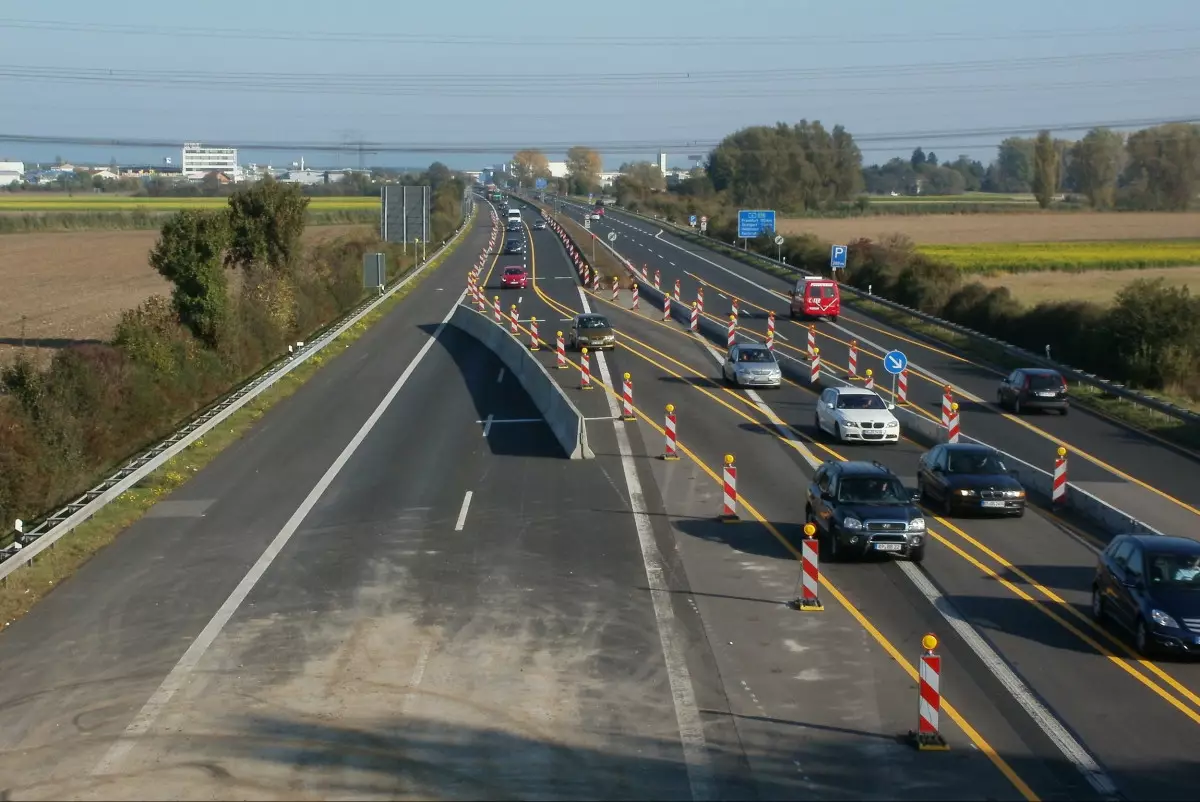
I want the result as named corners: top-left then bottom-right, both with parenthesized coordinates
top-left (776, 211), bottom-right (1200, 244)
top-left (0, 225), bottom-right (371, 365)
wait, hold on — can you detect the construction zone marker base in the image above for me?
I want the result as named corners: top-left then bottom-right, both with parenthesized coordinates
top-left (717, 513), bottom-right (741, 523)
top-left (786, 598), bottom-right (825, 612)
top-left (660, 454), bottom-right (680, 461)
top-left (621, 414), bottom-right (636, 422)
top-left (909, 731), bottom-right (951, 751)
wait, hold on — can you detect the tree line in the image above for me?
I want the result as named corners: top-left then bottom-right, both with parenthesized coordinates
top-left (0, 168), bottom-right (467, 529)
top-left (507, 120), bottom-right (1199, 214)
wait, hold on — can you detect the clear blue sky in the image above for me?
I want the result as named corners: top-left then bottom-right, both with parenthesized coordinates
top-left (1, 0), bottom-right (1197, 170)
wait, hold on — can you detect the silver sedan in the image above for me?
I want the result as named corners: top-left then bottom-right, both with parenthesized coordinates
top-left (722, 343), bottom-right (782, 388)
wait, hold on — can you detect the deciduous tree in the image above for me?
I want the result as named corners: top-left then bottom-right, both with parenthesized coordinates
top-left (1068, 127), bottom-right (1125, 208)
top-left (1121, 123), bottom-right (1200, 211)
top-left (1032, 130), bottom-right (1060, 209)
top-left (149, 210), bottom-right (230, 346)
top-left (566, 146), bottom-right (603, 194)
top-left (511, 149), bottom-right (551, 187)
top-left (224, 178), bottom-right (310, 274)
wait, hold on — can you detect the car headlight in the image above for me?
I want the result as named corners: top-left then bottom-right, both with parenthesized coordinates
top-left (886, 421), bottom-right (899, 428)
top-left (956, 489), bottom-right (977, 496)
top-left (842, 419), bottom-right (859, 427)
top-left (1004, 489), bottom-right (1025, 498)
top-left (908, 518), bottom-right (926, 531)
top-left (1151, 609), bottom-right (1179, 629)
top-left (842, 517), bottom-right (863, 530)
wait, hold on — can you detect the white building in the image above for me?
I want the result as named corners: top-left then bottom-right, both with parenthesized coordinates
top-left (181, 143), bottom-right (239, 181)
top-left (657, 152), bottom-right (667, 176)
top-left (0, 161), bottom-right (25, 185)
top-left (546, 161), bottom-right (569, 179)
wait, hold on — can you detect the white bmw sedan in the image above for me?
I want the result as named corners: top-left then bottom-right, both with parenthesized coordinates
top-left (814, 386), bottom-right (900, 443)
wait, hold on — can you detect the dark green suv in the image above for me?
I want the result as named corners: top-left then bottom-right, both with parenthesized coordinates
top-left (805, 460), bottom-right (926, 562)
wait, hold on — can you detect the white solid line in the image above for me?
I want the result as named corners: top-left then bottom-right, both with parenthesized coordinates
top-left (454, 491), bottom-right (474, 531)
top-left (398, 640), bottom-right (432, 715)
top-left (517, 295), bottom-right (523, 304)
top-left (496, 367), bottom-right (506, 383)
top-left (92, 288), bottom-right (468, 778)
top-left (474, 418), bottom-right (542, 425)
top-left (898, 562), bottom-right (1118, 798)
top-left (577, 283), bottom-right (716, 800)
top-left (482, 413), bottom-right (494, 437)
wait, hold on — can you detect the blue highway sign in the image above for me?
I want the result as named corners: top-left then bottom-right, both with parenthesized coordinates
top-left (737, 209), bottom-right (776, 239)
top-left (689, 214), bottom-right (697, 226)
top-left (535, 177), bottom-right (547, 189)
top-left (831, 244), bottom-right (848, 269)
top-left (883, 350), bottom-right (908, 375)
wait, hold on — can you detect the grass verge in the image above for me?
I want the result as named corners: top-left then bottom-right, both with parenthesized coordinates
top-left (0, 215), bottom-right (474, 628)
top-left (616, 208), bottom-right (1200, 450)
top-left (842, 296), bottom-right (1200, 452)
top-left (915, 240), bottom-right (1200, 274)
top-left (0, 209), bottom-right (379, 234)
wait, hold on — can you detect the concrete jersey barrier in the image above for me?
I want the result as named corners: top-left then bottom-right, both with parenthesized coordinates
top-left (536, 196), bottom-right (1163, 540)
top-left (448, 302), bottom-right (594, 460)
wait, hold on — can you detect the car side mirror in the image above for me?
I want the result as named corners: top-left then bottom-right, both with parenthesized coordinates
top-left (886, 403), bottom-right (895, 410)
top-left (819, 491), bottom-right (833, 501)
top-left (825, 402), bottom-right (834, 409)
top-left (1122, 576), bottom-right (1142, 590)
top-left (908, 489), bottom-right (921, 502)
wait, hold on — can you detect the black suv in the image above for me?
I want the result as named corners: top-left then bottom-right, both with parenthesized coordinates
top-left (805, 460), bottom-right (926, 562)
top-left (504, 239), bottom-right (525, 255)
top-left (997, 367), bottom-right (1068, 415)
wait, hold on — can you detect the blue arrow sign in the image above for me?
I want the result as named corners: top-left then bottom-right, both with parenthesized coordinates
top-left (689, 214), bottom-right (697, 226)
top-left (830, 244), bottom-right (848, 269)
top-left (535, 177), bottom-right (547, 189)
top-left (883, 350), bottom-right (908, 375)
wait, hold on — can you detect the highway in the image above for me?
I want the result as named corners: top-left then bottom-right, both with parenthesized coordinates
top-left (505, 193), bottom-right (1200, 801)
top-left (0, 197), bottom-right (1194, 800)
top-left (551, 199), bottom-right (1200, 543)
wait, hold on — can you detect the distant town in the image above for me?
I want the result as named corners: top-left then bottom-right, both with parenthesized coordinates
top-left (0, 144), bottom-right (690, 191)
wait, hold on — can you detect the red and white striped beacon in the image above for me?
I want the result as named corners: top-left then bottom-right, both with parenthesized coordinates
top-left (766, 311), bottom-right (776, 350)
top-left (897, 369), bottom-right (909, 404)
top-left (947, 402), bottom-right (961, 443)
top-left (621, 373), bottom-right (635, 421)
top-left (848, 340), bottom-right (859, 378)
top-left (579, 347), bottom-right (593, 390)
top-left (1053, 446), bottom-right (1068, 504)
top-left (911, 633), bottom-right (950, 750)
top-left (718, 455), bottom-right (739, 522)
top-left (789, 523), bottom-right (824, 612)
top-left (864, 369), bottom-right (875, 391)
top-left (727, 315), bottom-right (737, 348)
top-left (555, 331), bottom-right (567, 369)
top-left (662, 404), bottom-right (680, 460)
top-left (810, 347), bottom-right (821, 385)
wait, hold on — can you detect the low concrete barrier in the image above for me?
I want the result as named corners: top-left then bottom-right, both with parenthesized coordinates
top-left (540, 201), bottom-right (1163, 538)
top-left (449, 302), bottom-right (593, 459)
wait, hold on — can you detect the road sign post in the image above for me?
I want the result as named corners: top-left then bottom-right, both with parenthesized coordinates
top-left (700, 215), bottom-right (708, 234)
top-left (884, 350), bottom-right (908, 403)
top-left (738, 209), bottom-right (777, 239)
top-left (775, 234), bottom-right (785, 262)
top-left (830, 244), bottom-right (848, 279)
top-left (689, 214), bottom-right (697, 227)
top-left (607, 231), bottom-right (617, 243)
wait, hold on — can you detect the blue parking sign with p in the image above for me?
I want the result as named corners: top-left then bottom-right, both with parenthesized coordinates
top-left (831, 244), bottom-right (848, 269)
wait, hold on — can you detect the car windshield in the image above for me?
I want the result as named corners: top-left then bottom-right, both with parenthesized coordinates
top-left (808, 285), bottom-right (836, 298)
top-left (504, 268), bottom-right (523, 275)
top-left (946, 451), bottom-right (1007, 475)
top-left (837, 393), bottom-right (885, 410)
top-left (578, 317), bottom-right (609, 329)
top-left (1027, 373), bottom-right (1062, 389)
top-left (837, 477), bottom-right (907, 504)
top-left (738, 349), bottom-right (774, 363)
top-left (1147, 553), bottom-right (1200, 587)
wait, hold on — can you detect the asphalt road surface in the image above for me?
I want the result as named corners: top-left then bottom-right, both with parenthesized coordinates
top-left (552, 199), bottom-right (1200, 542)
top-left (0, 200), bottom-right (1195, 801)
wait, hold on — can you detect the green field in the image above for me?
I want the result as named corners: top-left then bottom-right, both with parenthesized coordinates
top-left (0, 194), bottom-right (379, 212)
top-left (916, 239), bottom-right (1200, 273)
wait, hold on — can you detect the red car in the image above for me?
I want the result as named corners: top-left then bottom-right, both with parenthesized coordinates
top-left (501, 265), bottom-right (528, 288)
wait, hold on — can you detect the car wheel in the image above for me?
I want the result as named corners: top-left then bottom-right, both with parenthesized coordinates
top-left (909, 543), bottom-right (926, 563)
top-left (996, 389), bottom-right (1006, 408)
top-left (918, 477), bottom-right (929, 504)
top-left (1013, 505), bottom-right (1025, 518)
top-left (813, 413), bottom-right (822, 435)
top-left (831, 315), bottom-right (839, 324)
top-left (1013, 397), bottom-right (1022, 415)
top-left (941, 493), bottom-right (954, 518)
top-left (834, 423), bottom-right (843, 442)
top-left (1135, 618), bottom-right (1154, 657)
top-left (1060, 406), bottom-right (1069, 416)
top-left (1091, 586), bottom-right (1106, 622)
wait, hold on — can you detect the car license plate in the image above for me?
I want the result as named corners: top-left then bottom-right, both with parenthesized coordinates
top-left (981, 500), bottom-right (1007, 508)
top-left (874, 543), bottom-right (903, 551)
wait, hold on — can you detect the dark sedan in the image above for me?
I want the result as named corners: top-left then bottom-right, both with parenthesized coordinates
top-left (1093, 534), bottom-right (1200, 656)
top-left (917, 443), bottom-right (1026, 517)
top-left (997, 367), bottom-right (1069, 415)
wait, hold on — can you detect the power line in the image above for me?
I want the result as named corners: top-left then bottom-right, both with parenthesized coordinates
top-left (2, 17), bottom-right (1197, 48)
top-left (0, 47), bottom-right (1194, 97)
top-left (1, 116), bottom-right (1194, 156)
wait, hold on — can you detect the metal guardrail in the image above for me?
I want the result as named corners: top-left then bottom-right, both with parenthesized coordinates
top-left (539, 194), bottom-right (1167, 540)
top-left (585, 200), bottom-right (1200, 428)
top-left (0, 208), bottom-right (482, 580)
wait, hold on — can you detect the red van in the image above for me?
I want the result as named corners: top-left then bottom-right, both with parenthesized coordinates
top-left (789, 276), bottom-right (841, 322)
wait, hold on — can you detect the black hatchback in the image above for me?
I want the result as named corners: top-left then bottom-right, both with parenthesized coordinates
top-left (997, 367), bottom-right (1068, 415)
top-left (1092, 534), bottom-right (1200, 656)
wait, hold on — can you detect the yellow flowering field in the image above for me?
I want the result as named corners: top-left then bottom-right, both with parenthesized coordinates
top-left (917, 240), bottom-right (1200, 273)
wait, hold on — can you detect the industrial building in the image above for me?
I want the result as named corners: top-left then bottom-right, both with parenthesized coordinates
top-left (181, 143), bottom-right (240, 181)
top-left (0, 161), bottom-right (24, 185)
